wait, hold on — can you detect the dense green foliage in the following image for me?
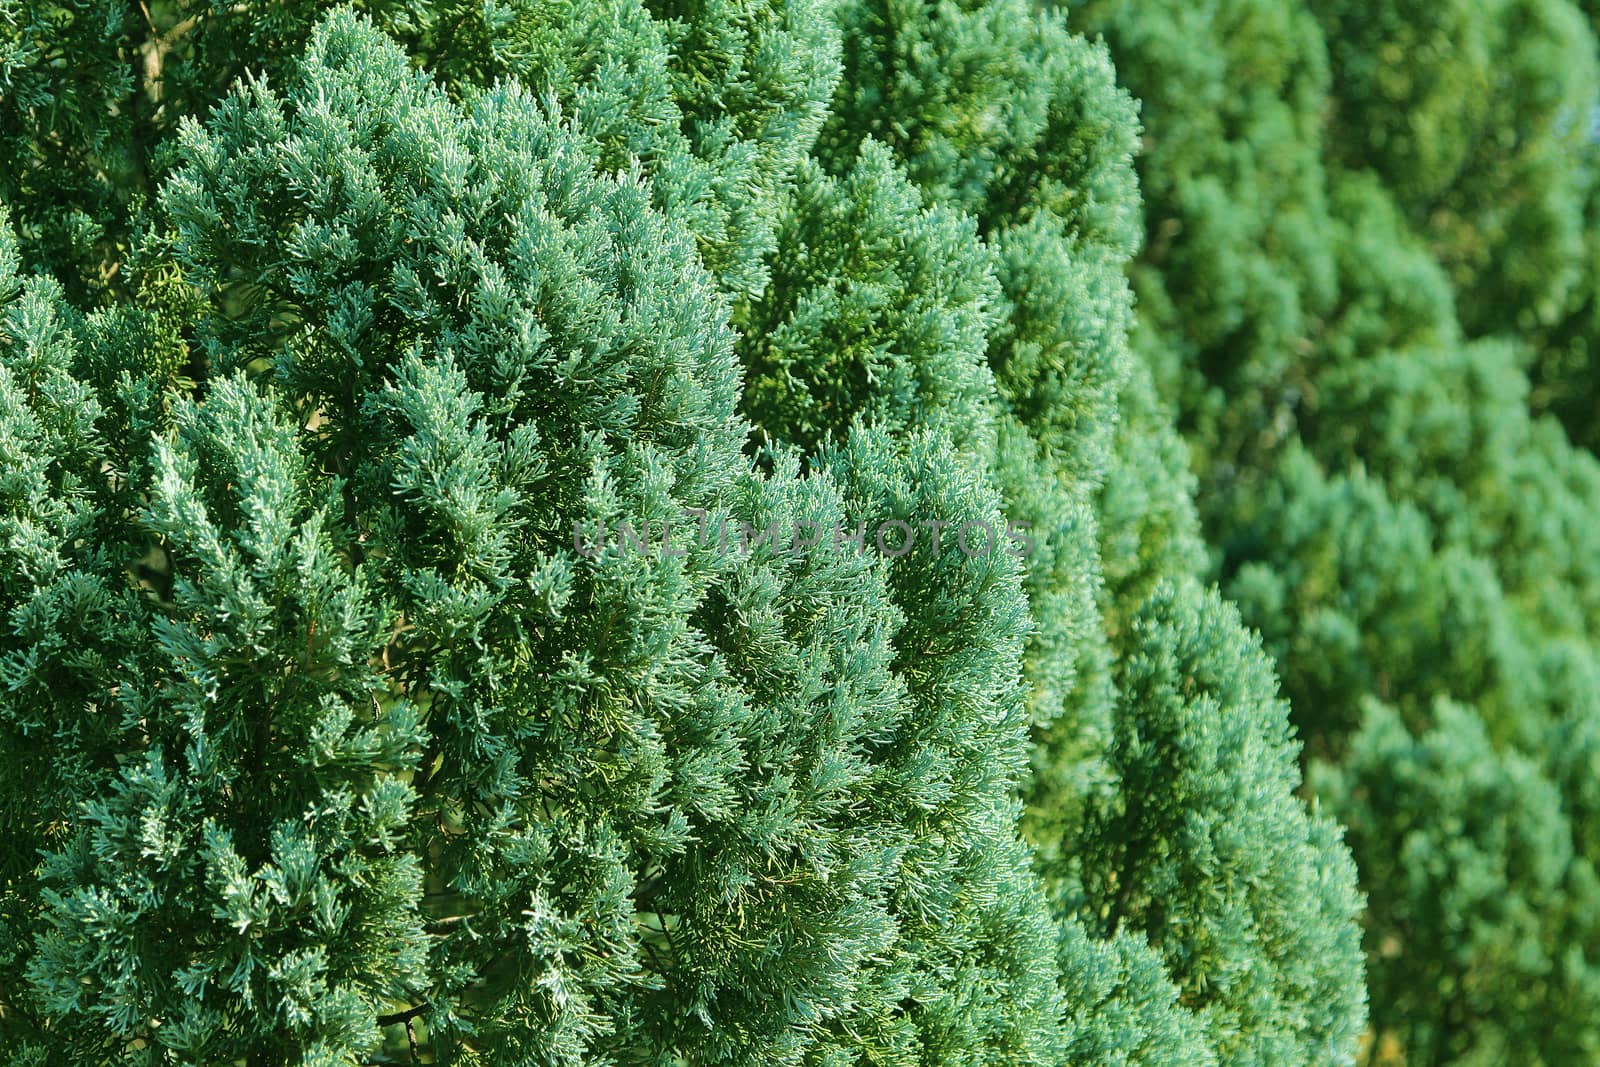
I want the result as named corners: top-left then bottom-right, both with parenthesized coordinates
top-left (43, 0), bottom-right (1600, 1061)
top-left (1069, 0), bottom-right (1600, 1061)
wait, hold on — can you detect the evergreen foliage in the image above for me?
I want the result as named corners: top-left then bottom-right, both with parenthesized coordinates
top-left (0, 0), bottom-right (1396, 1062)
top-left (1071, 0), bottom-right (1600, 1059)
top-left (759, 0), bottom-right (1369, 1060)
top-left (1077, 580), bottom-right (1364, 1067)
top-left (1314, 699), bottom-right (1600, 1065)
top-left (2, 13), bottom-right (1071, 1061)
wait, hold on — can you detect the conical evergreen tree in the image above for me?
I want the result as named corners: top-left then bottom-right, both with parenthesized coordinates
top-left (2, 11), bottom-right (1072, 1061)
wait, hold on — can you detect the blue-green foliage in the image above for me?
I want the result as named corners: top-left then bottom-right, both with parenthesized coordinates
top-left (0, 11), bottom-right (1090, 1062)
top-left (737, 141), bottom-right (1003, 457)
top-left (0, 0), bottom-right (1375, 1063)
top-left (1078, 580), bottom-right (1364, 1067)
top-left (769, 0), bottom-right (1368, 1059)
top-left (29, 374), bottom-right (432, 1063)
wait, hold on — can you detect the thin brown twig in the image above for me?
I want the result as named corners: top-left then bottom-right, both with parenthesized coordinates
top-left (377, 1002), bottom-right (430, 1027)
